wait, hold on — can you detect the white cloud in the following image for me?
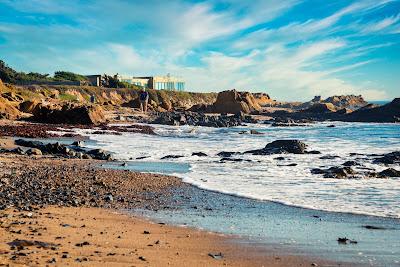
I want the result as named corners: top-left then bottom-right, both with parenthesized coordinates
top-left (0, 0), bottom-right (397, 100)
top-left (361, 14), bottom-right (400, 33)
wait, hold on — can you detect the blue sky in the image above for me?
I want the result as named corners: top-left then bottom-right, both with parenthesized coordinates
top-left (0, 0), bottom-right (399, 100)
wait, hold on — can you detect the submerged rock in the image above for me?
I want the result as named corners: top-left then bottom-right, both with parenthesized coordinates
top-left (373, 151), bottom-right (400, 165)
top-left (311, 166), bottom-right (357, 179)
top-left (245, 140), bottom-right (308, 155)
top-left (161, 155), bottom-right (184, 160)
top-left (192, 152), bottom-right (208, 157)
top-left (152, 111), bottom-right (243, 128)
top-left (378, 168), bottom-right (400, 178)
top-left (216, 151), bottom-right (238, 158)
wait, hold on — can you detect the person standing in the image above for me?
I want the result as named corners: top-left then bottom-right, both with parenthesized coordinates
top-left (90, 94), bottom-right (96, 104)
top-left (139, 88), bottom-right (149, 113)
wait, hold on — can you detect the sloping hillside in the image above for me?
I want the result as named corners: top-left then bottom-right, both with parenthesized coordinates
top-left (0, 80), bottom-right (217, 120)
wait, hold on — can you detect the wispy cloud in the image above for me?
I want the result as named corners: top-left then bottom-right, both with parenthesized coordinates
top-left (0, 0), bottom-right (398, 100)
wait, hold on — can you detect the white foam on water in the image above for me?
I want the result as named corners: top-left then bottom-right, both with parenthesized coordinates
top-left (74, 122), bottom-right (400, 218)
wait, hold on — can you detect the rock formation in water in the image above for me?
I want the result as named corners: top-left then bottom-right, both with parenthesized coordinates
top-left (344, 98), bottom-right (400, 123)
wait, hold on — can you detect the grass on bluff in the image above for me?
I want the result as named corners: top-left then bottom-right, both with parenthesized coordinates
top-left (58, 93), bottom-right (78, 102)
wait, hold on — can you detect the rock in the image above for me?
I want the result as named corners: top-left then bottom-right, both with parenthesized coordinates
top-left (208, 252), bottom-right (224, 260)
top-left (343, 161), bottom-right (358, 166)
top-left (319, 155), bottom-right (340, 160)
top-left (11, 147), bottom-right (25, 154)
top-left (311, 166), bottom-right (356, 179)
top-left (217, 151), bottom-right (238, 157)
top-left (373, 151), bottom-right (400, 165)
top-left (250, 129), bottom-right (263, 135)
top-left (72, 141), bottom-right (84, 147)
top-left (209, 89), bottom-right (261, 114)
top-left (158, 91), bottom-right (172, 111)
top-left (252, 92), bottom-right (273, 106)
top-left (88, 149), bottom-right (113, 160)
top-left (245, 140), bottom-right (308, 155)
top-left (19, 100), bottom-right (41, 113)
top-left (345, 98), bottom-right (400, 123)
top-left (0, 94), bottom-right (21, 120)
top-left (152, 111), bottom-right (243, 128)
top-left (30, 104), bottom-right (106, 125)
top-left (324, 95), bottom-right (367, 110)
top-left (7, 240), bottom-right (58, 249)
top-left (303, 103), bottom-right (336, 113)
top-left (26, 148), bottom-right (42, 156)
top-left (220, 158), bottom-right (246, 162)
top-left (161, 155), bottom-right (184, 160)
top-left (192, 152), bottom-right (208, 157)
top-left (378, 168), bottom-right (400, 178)
top-left (104, 194), bottom-right (113, 202)
top-left (337, 237), bottom-right (358, 244)
top-left (362, 225), bottom-right (388, 230)
top-left (1, 92), bottom-right (23, 102)
top-left (336, 108), bottom-right (353, 114)
top-left (277, 163), bottom-right (298, 167)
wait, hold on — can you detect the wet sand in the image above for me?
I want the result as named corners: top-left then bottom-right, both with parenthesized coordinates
top-left (0, 206), bottom-right (338, 267)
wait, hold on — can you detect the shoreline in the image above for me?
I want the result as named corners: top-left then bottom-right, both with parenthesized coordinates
top-left (1, 121), bottom-right (399, 266)
top-left (0, 206), bottom-right (340, 267)
top-left (0, 153), bottom-right (342, 266)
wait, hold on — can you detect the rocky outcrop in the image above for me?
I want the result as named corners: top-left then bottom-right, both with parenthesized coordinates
top-left (253, 93), bottom-right (273, 106)
top-left (298, 95), bottom-right (367, 111)
top-left (345, 98), bottom-right (400, 123)
top-left (30, 104), bottom-right (106, 125)
top-left (19, 100), bottom-right (41, 113)
top-left (303, 103), bottom-right (336, 113)
top-left (0, 79), bottom-right (21, 119)
top-left (14, 139), bottom-right (113, 160)
top-left (324, 95), bottom-right (367, 110)
top-left (208, 90), bottom-right (262, 114)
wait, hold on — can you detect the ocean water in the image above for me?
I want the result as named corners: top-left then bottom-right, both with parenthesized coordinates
top-left (74, 122), bottom-right (400, 218)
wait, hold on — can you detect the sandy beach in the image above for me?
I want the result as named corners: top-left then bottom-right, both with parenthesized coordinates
top-left (0, 206), bottom-right (335, 267)
top-left (0, 134), bottom-right (341, 267)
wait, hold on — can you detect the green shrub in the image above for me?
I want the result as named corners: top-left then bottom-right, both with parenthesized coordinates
top-left (54, 71), bottom-right (88, 81)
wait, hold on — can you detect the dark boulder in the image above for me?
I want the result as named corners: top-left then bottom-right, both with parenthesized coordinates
top-left (244, 140), bottom-right (308, 155)
top-left (220, 157), bottom-right (247, 162)
top-left (378, 168), bottom-right (400, 178)
top-left (343, 161), bottom-right (359, 166)
top-left (87, 149), bottom-right (113, 160)
top-left (161, 155), bottom-right (184, 160)
top-left (192, 152), bottom-right (208, 157)
top-left (216, 151), bottom-right (238, 157)
top-left (26, 148), bottom-right (42, 156)
top-left (311, 166), bottom-right (357, 179)
top-left (373, 151), bottom-right (400, 165)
